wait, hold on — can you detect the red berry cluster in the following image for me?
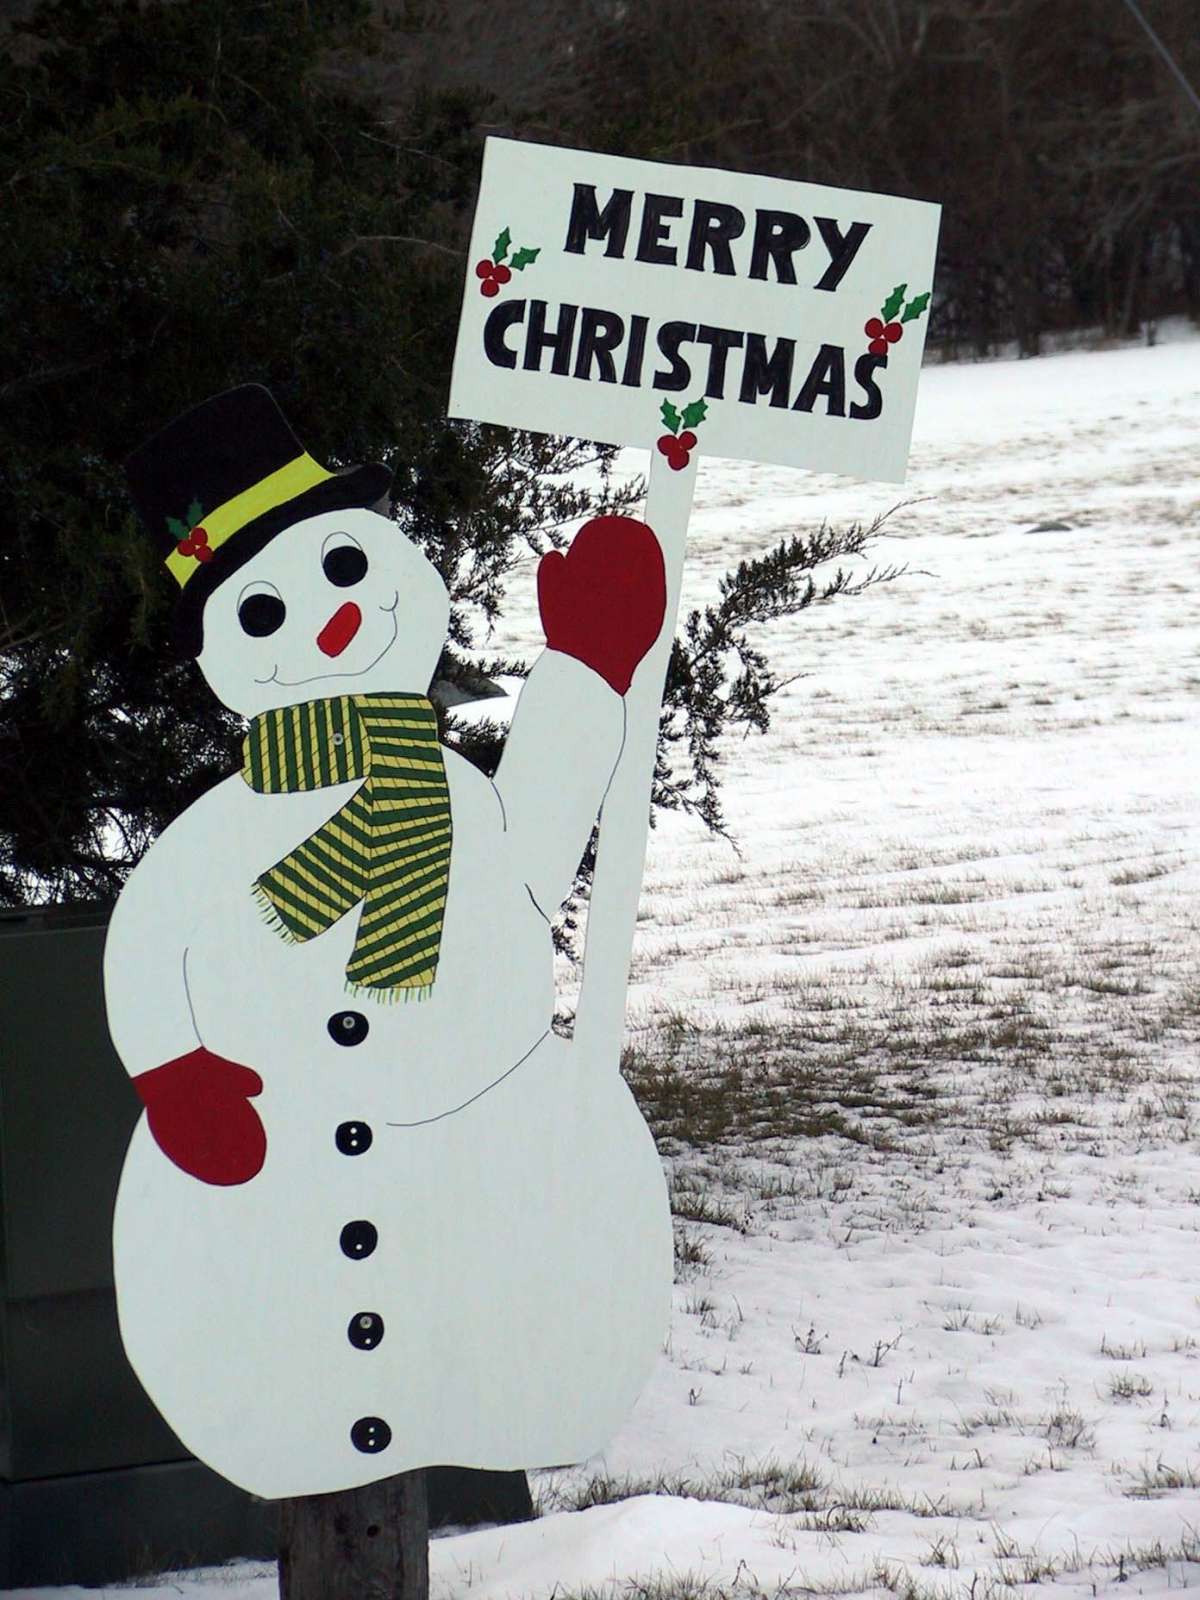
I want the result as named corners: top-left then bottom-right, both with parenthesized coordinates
top-left (864, 317), bottom-right (903, 356)
top-left (177, 525), bottom-right (214, 563)
top-left (657, 429), bottom-right (697, 471)
top-left (476, 259), bottom-right (512, 298)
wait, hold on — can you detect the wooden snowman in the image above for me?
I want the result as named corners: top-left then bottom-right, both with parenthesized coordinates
top-left (107, 385), bottom-right (673, 1499)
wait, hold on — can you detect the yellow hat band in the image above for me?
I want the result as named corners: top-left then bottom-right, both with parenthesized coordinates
top-left (166, 452), bottom-right (333, 588)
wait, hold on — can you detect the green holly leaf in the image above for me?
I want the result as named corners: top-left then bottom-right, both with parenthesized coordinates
top-left (901, 291), bottom-right (931, 323)
top-left (186, 498), bottom-right (204, 527)
top-left (659, 399), bottom-right (681, 434)
top-left (881, 283), bottom-right (907, 321)
top-left (510, 245), bottom-right (540, 270)
top-left (681, 397), bottom-right (708, 429)
top-left (492, 227), bottom-right (511, 265)
top-left (166, 516), bottom-right (189, 541)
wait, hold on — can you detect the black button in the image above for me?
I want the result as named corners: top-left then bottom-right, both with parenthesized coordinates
top-left (339, 1220), bottom-right (377, 1259)
top-left (328, 1011), bottom-right (369, 1047)
top-left (336, 1121), bottom-right (373, 1156)
top-left (351, 1415), bottom-right (392, 1454)
top-left (348, 1311), bottom-right (384, 1350)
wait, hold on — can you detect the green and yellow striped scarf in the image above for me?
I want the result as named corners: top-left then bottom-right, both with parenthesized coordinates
top-left (241, 695), bottom-right (452, 1001)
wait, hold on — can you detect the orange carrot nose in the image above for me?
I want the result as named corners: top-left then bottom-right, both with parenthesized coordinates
top-left (317, 602), bottom-right (362, 657)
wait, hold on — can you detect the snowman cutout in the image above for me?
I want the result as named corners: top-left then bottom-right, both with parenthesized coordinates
top-left (107, 385), bottom-right (674, 1500)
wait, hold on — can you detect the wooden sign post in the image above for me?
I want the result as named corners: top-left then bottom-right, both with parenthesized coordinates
top-left (278, 1470), bottom-right (427, 1600)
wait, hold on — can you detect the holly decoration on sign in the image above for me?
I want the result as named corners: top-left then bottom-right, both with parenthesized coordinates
top-left (656, 397), bottom-right (708, 471)
top-left (167, 500), bottom-right (213, 563)
top-left (475, 226), bottom-right (541, 297)
top-left (864, 285), bottom-right (932, 355)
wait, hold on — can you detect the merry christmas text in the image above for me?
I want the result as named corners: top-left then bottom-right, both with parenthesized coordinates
top-left (484, 300), bottom-right (889, 420)
top-left (564, 184), bottom-right (872, 293)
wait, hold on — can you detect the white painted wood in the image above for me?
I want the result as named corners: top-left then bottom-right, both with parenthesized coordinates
top-left (574, 451), bottom-right (697, 1065)
top-left (494, 649), bottom-right (625, 919)
top-left (104, 509), bottom-right (672, 1499)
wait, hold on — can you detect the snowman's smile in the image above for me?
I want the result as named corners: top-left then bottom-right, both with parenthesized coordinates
top-left (255, 592), bottom-right (399, 688)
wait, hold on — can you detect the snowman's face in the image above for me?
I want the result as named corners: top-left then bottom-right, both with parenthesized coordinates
top-left (197, 509), bottom-right (449, 718)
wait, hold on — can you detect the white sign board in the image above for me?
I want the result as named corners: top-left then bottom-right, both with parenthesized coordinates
top-left (450, 138), bottom-right (941, 484)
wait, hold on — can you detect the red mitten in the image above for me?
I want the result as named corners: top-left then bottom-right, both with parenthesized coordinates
top-left (537, 516), bottom-right (666, 695)
top-left (133, 1047), bottom-right (266, 1186)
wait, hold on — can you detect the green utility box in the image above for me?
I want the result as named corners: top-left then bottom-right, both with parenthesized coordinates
top-left (0, 905), bottom-right (530, 1588)
top-left (0, 905), bottom-right (277, 1586)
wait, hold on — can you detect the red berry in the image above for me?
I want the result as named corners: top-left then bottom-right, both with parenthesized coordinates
top-left (868, 338), bottom-right (889, 356)
top-left (177, 537), bottom-right (194, 557)
top-left (884, 322), bottom-right (903, 343)
top-left (190, 526), bottom-right (209, 546)
top-left (492, 263), bottom-right (512, 285)
top-left (481, 279), bottom-right (500, 297)
top-left (865, 317), bottom-right (885, 338)
top-left (475, 259), bottom-right (493, 280)
top-left (678, 430), bottom-right (697, 451)
top-left (657, 434), bottom-right (676, 456)
top-left (195, 545), bottom-right (214, 563)
top-left (667, 445), bottom-right (689, 472)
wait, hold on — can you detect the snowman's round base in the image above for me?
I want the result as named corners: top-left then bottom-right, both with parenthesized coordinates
top-left (114, 1031), bottom-right (672, 1499)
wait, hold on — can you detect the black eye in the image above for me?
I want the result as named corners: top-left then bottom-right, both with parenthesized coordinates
top-left (238, 593), bottom-right (286, 637)
top-left (322, 543), bottom-right (368, 587)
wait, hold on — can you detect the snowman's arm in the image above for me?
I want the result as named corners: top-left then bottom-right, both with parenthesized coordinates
top-left (104, 814), bottom-right (210, 1075)
top-left (492, 649), bottom-right (625, 918)
top-left (104, 789), bottom-right (267, 1187)
top-left (491, 514), bottom-right (666, 918)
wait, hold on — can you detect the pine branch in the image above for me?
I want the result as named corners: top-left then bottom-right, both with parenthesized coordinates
top-left (647, 508), bottom-right (910, 844)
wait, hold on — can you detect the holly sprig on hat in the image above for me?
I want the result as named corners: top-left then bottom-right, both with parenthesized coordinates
top-left (475, 226), bottom-right (541, 297)
top-left (168, 499), bottom-right (213, 563)
top-left (864, 284), bottom-right (932, 354)
top-left (656, 396), bottom-right (708, 471)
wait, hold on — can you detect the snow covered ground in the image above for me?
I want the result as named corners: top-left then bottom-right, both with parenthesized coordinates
top-left (13, 327), bottom-right (1198, 1598)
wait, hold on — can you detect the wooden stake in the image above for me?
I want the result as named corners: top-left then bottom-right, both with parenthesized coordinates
top-left (277, 1469), bottom-right (428, 1600)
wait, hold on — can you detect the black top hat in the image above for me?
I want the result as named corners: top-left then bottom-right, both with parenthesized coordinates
top-left (125, 385), bottom-right (393, 657)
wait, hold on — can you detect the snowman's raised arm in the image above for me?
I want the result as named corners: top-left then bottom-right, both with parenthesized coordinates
top-left (493, 651), bottom-right (626, 917)
top-left (492, 517), bottom-right (666, 918)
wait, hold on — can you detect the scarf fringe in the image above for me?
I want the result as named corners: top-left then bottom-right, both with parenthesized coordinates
top-left (344, 975), bottom-right (435, 1006)
top-left (252, 883), bottom-right (434, 1004)
top-left (251, 883), bottom-right (302, 944)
